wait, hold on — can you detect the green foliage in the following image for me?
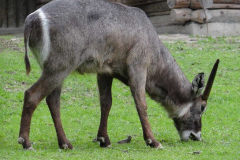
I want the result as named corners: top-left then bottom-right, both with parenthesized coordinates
top-left (0, 35), bottom-right (239, 159)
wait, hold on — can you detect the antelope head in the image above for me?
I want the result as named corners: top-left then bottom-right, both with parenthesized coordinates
top-left (173, 59), bottom-right (219, 141)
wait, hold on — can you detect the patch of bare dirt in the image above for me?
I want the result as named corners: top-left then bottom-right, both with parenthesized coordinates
top-left (0, 37), bottom-right (24, 53)
top-left (158, 34), bottom-right (200, 43)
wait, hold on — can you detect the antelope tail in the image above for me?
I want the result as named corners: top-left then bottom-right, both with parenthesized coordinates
top-left (24, 22), bottom-right (32, 76)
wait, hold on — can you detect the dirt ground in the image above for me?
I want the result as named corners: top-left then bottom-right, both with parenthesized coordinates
top-left (0, 36), bottom-right (23, 53)
top-left (158, 34), bottom-right (199, 43)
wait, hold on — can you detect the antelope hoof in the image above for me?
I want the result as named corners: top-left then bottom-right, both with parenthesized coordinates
top-left (26, 147), bottom-right (35, 151)
top-left (97, 136), bottom-right (111, 148)
top-left (59, 143), bottom-right (73, 150)
top-left (92, 137), bottom-right (98, 142)
top-left (61, 144), bottom-right (69, 149)
top-left (18, 137), bottom-right (33, 150)
top-left (18, 137), bottom-right (25, 144)
top-left (146, 139), bottom-right (164, 149)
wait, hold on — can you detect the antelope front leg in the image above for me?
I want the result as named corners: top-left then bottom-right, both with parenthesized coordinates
top-left (131, 89), bottom-right (162, 148)
top-left (128, 66), bottom-right (163, 149)
top-left (96, 74), bottom-right (113, 147)
top-left (46, 85), bottom-right (73, 149)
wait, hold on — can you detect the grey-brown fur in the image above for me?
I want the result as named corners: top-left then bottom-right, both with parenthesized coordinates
top-left (18, 0), bottom-right (219, 150)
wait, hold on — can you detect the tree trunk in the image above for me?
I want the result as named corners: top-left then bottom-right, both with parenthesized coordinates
top-left (209, 9), bottom-right (240, 22)
top-left (124, 0), bottom-right (166, 6)
top-left (168, 0), bottom-right (240, 9)
top-left (167, 0), bottom-right (175, 8)
top-left (170, 8), bottom-right (192, 22)
top-left (7, 0), bottom-right (17, 28)
top-left (137, 1), bottom-right (171, 14)
top-left (148, 11), bottom-right (171, 17)
top-left (213, 0), bottom-right (240, 4)
top-left (17, 0), bottom-right (27, 27)
top-left (149, 14), bottom-right (186, 27)
top-left (191, 9), bottom-right (212, 23)
top-left (36, 0), bottom-right (52, 5)
top-left (167, 0), bottom-right (190, 9)
top-left (191, 9), bottom-right (240, 23)
top-left (191, 0), bottom-right (240, 9)
top-left (199, 0), bottom-right (213, 8)
top-left (109, 0), bottom-right (167, 6)
top-left (0, 0), bottom-right (7, 28)
top-left (26, 0), bottom-right (36, 15)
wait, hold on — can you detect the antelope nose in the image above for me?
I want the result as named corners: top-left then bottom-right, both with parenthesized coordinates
top-left (190, 132), bottom-right (201, 141)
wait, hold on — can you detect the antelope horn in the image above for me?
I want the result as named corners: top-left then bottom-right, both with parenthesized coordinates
top-left (202, 59), bottom-right (220, 100)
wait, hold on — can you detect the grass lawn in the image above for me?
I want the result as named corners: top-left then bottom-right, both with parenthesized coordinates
top-left (0, 35), bottom-right (239, 159)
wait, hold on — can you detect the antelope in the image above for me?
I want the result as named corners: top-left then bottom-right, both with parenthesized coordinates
top-left (18, 0), bottom-right (219, 150)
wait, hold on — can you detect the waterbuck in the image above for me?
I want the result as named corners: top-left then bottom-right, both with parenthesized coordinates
top-left (18, 0), bottom-right (219, 150)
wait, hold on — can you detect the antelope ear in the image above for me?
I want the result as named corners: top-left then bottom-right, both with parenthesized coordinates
top-left (192, 73), bottom-right (205, 96)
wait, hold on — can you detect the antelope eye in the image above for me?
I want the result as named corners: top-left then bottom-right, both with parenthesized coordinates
top-left (201, 105), bottom-right (205, 112)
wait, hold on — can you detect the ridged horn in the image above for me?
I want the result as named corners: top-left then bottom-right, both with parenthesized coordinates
top-left (202, 59), bottom-right (220, 100)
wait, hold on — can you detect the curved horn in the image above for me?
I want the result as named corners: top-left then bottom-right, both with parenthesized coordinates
top-left (202, 59), bottom-right (220, 100)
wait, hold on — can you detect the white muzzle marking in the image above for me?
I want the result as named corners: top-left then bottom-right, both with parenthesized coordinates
top-left (180, 130), bottom-right (201, 141)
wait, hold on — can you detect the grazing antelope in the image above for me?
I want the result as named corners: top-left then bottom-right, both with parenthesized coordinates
top-left (18, 0), bottom-right (219, 150)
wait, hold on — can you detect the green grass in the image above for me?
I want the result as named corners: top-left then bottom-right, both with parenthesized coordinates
top-left (0, 35), bottom-right (239, 159)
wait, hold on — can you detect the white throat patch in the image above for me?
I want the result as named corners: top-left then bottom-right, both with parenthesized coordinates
top-left (176, 103), bottom-right (192, 118)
